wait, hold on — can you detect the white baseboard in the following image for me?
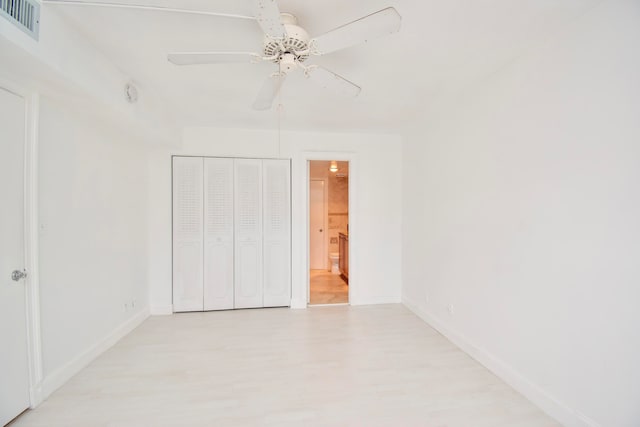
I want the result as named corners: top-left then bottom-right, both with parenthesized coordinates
top-left (29, 383), bottom-right (43, 408)
top-left (290, 298), bottom-right (307, 309)
top-left (402, 297), bottom-right (601, 427)
top-left (353, 295), bottom-right (402, 305)
top-left (290, 296), bottom-right (402, 309)
top-left (150, 305), bottom-right (173, 315)
top-left (40, 308), bottom-right (150, 400)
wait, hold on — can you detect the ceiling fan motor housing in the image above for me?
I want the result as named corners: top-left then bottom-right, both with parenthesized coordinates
top-left (263, 13), bottom-right (310, 63)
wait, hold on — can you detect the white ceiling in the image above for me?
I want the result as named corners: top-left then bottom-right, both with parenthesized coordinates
top-left (49, 0), bottom-right (601, 133)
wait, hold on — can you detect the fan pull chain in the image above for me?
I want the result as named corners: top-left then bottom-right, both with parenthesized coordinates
top-left (277, 92), bottom-right (283, 158)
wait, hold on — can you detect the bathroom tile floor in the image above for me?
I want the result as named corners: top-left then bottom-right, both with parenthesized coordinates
top-left (309, 270), bottom-right (349, 304)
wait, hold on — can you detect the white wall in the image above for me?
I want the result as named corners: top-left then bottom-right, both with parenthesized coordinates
top-left (2, 7), bottom-right (156, 404)
top-left (402, 1), bottom-right (640, 426)
top-left (0, 5), bottom-right (177, 143)
top-left (148, 128), bottom-right (402, 312)
top-left (38, 96), bottom-right (149, 397)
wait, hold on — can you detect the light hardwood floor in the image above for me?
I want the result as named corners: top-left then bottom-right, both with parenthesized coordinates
top-left (309, 270), bottom-right (349, 304)
top-left (14, 305), bottom-right (558, 427)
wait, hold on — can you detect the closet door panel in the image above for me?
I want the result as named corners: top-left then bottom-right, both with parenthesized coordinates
top-left (236, 241), bottom-right (260, 300)
top-left (263, 159), bottom-right (291, 307)
top-left (234, 159), bottom-right (263, 309)
top-left (172, 157), bottom-right (204, 312)
top-left (204, 158), bottom-right (234, 311)
top-left (263, 241), bottom-right (289, 301)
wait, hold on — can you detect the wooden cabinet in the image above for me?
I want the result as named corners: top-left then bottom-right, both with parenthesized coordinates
top-left (339, 232), bottom-right (349, 283)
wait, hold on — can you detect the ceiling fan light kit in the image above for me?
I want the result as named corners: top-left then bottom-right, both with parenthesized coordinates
top-left (44, 0), bottom-right (402, 110)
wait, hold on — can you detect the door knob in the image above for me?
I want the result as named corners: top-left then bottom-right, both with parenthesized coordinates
top-left (319, 229), bottom-right (323, 232)
top-left (11, 270), bottom-right (27, 282)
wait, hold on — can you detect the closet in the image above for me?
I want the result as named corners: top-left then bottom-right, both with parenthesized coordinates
top-left (172, 156), bottom-right (291, 312)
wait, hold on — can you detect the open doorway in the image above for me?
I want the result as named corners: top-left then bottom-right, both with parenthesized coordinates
top-left (308, 160), bottom-right (349, 305)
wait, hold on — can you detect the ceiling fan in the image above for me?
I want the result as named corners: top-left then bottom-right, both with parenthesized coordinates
top-left (44, 0), bottom-right (402, 110)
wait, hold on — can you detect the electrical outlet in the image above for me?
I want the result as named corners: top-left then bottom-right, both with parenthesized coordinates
top-left (124, 303), bottom-right (129, 312)
top-left (131, 299), bottom-right (137, 308)
top-left (447, 304), bottom-right (454, 315)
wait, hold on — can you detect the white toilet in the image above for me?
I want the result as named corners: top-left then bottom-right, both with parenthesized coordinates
top-left (329, 252), bottom-right (340, 274)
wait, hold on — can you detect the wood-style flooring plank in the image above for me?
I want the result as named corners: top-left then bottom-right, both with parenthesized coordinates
top-left (14, 305), bottom-right (558, 427)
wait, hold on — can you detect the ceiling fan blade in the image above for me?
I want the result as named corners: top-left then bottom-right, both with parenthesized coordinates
top-left (254, 0), bottom-right (286, 38)
top-left (306, 66), bottom-right (361, 98)
top-left (168, 52), bottom-right (260, 66)
top-left (311, 7), bottom-right (401, 55)
top-left (253, 74), bottom-right (286, 111)
top-left (42, 0), bottom-right (255, 20)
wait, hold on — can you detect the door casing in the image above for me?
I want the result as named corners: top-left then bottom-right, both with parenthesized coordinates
top-left (300, 153), bottom-right (356, 308)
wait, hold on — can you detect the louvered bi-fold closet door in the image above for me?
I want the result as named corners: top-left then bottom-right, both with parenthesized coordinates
top-left (204, 158), bottom-right (234, 311)
top-left (263, 160), bottom-right (291, 307)
top-left (172, 157), bottom-right (204, 312)
top-left (234, 159), bottom-right (263, 309)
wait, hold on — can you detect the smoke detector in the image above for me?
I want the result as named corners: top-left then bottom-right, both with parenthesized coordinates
top-left (124, 83), bottom-right (139, 103)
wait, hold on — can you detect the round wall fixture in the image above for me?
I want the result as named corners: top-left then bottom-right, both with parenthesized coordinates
top-left (124, 83), bottom-right (139, 103)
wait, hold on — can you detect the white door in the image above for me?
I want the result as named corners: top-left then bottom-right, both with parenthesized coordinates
top-left (234, 159), bottom-right (263, 309)
top-left (0, 87), bottom-right (31, 425)
top-left (263, 160), bottom-right (291, 307)
top-left (172, 157), bottom-right (204, 312)
top-left (203, 158), bottom-right (234, 311)
top-left (309, 180), bottom-right (326, 270)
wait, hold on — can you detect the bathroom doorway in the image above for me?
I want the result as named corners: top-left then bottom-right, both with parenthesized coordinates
top-left (308, 160), bottom-right (349, 305)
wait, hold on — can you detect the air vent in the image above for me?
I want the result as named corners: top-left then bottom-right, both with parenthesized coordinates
top-left (0, 0), bottom-right (40, 40)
